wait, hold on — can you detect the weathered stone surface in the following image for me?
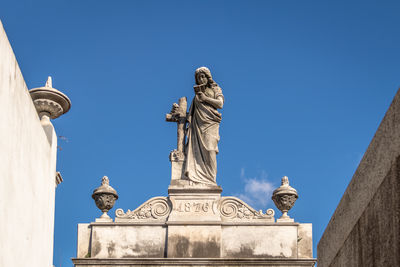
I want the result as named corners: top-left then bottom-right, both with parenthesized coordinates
top-left (221, 225), bottom-right (298, 258)
top-left (72, 258), bottom-right (316, 266)
top-left (76, 174), bottom-right (314, 265)
top-left (76, 221), bottom-right (313, 261)
top-left (77, 224), bottom-right (91, 258)
top-left (318, 88), bottom-right (400, 267)
top-left (76, 190), bottom-right (313, 263)
top-left (297, 224), bottom-right (313, 259)
top-left (168, 225), bottom-right (221, 258)
top-left (328, 156), bottom-right (400, 267)
top-left (90, 225), bottom-right (167, 258)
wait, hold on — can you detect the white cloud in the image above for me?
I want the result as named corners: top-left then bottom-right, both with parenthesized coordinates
top-left (235, 168), bottom-right (275, 209)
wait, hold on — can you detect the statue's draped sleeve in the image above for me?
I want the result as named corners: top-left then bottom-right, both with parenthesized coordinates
top-left (184, 85), bottom-right (223, 185)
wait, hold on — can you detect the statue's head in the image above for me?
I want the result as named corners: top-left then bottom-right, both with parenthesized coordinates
top-left (195, 67), bottom-right (213, 86)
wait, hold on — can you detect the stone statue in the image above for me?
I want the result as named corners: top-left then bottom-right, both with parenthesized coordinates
top-left (184, 67), bottom-right (224, 185)
top-left (166, 67), bottom-right (224, 187)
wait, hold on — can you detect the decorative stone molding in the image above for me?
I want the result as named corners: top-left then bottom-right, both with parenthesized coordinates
top-left (272, 176), bottom-right (298, 222)
top-left (92, 176), bottom-right (118, 222)
top-left (34, 99), bottom-right (63, 118)
top-left (219, 197), bottom-right (275, 222)
top-left (115, 197), bottom-right (172, 222)
top-left (29, 76), bottom-right (71, 120)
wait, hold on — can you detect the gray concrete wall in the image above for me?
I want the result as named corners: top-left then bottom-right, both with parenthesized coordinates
top-left (0, 20), bottom-right (58, 267)
top-left (317, 89), bottom-right (400, 267)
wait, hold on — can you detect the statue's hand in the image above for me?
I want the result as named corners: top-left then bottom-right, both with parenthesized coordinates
top-left (197, 92), bottom-right (207, 102)
top-left (194, 84), bottom-right (206, 94)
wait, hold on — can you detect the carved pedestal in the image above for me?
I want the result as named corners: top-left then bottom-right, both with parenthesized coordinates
top-left (74, 182), bottom-right (315, 266)
top-left (167, 187), bottom-right (222, 257)
top-left (169, 150), bottom-right (185, 186)
top-left (167, 187), bottom-right (222, 222)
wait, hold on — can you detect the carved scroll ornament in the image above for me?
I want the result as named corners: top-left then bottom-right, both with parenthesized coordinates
top-left (219, 197), bottom-right (275, 222)
top-left (115, 197), bottom-right (172, 222)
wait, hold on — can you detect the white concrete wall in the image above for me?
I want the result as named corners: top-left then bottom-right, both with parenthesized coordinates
top-left (0, 20), bottom-right (58, 267)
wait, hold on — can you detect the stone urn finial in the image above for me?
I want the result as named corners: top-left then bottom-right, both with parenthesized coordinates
top-left (92, 176), bottom-right (118, 222)
top-left (272, 176), bottom-right (298, 222)
top-left (29, 76), bottom-right (71, 121)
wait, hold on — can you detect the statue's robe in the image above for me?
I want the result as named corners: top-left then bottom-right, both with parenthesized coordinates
top-left (184, 85), bottom-right (224, 185)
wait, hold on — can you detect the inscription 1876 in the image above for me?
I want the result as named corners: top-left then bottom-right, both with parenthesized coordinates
top-left (175, 202), bottom-right (210, 212)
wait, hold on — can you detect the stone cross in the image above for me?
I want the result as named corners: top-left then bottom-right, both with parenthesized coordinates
top-left (166, 97), bottom-right (187, 161)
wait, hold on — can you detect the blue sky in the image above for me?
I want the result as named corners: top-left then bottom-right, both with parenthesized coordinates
top-left (1, 1), bottom-right (400, 266)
